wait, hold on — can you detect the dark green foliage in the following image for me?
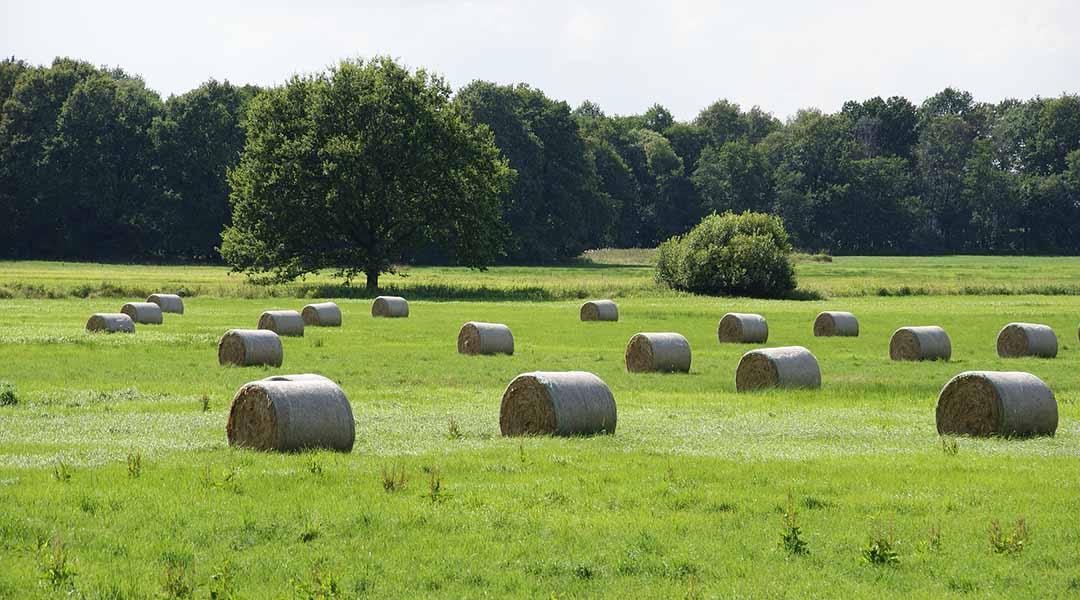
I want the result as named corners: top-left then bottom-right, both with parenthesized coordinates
top-left (656, 211), bottom-right (796, 298)
top-left (221, 57), bottom-right (511, 290)
top-left (0, 381), bottom-right (16, 406)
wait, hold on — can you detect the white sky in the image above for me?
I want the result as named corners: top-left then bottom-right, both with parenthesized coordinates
top-left (3, 0), bottom-right (1078, 120)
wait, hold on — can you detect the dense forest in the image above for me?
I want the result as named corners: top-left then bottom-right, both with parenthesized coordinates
top-left (1, 56), bottom-right (1079, 263)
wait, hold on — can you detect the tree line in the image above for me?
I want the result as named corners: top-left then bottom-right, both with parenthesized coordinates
top-left (2, 56), bottom-right (1079, 263)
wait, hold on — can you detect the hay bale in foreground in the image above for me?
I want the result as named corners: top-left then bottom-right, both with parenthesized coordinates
top-left (889, 326), bottom-right (951, 361)
top-left (500, 371), bottom-right (616, 436)
top-left (717, 313), bottom-right (768, 344)
top-left (624, 332), bottom-right (691, 373)
top-left (580, 300), bottom-right (619, 322)
top-left (302, 302), bottom-right (342, 327)
top-left (86, 313), bottom-right (135, 334)
top-left (121, 302), bottom-right (163, 325)
top-left (147, 293), bottom-right (184, 314)
top-left (813, 311), bottom-right (859, 337)
top-left (227, 375), bottom-right (355, 452)
top-left (218, 329), bottom-right (283, 367)
top-left (936, 371), bottom-right (1057, 437)
top-left (997, 323), bottom-right (1057, 358)
top-left (736, 346), bottom-right (821, 391)
top-left (372, 296), bottom-right (409, 318)
top-left (258, 310), bottom-right (304, 336)
top-left (458, 322), bottom-right (514, 355)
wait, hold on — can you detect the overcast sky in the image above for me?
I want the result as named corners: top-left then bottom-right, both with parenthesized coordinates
top-left (3, 0), bottom-right (1079, 120)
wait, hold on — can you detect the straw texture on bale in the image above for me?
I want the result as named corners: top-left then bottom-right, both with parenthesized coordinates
top-left (218, 329), bottom-right (283, 367)
top-left (302, 302), bottom-right (342, 327)
top-left (372, 296), bottom-right (409, 318)
top-left (121, 302), bottom-right (163, 325)
top-left (147, 293), bottom-right (184, 314)
top-left (580, 300), bottom-right (619, 322)
top-left (717, 312), bottom-right (769, 343)
top-left (936, 371), bottom-right (1057, 437)
top-left (258, 310), bottom-right (304, 336)
top-left (457, 322), bottom-right (514, 355)
top-left (500, 371), bottom-right (616, 436)
top-left (624, 332), bottom-right (691, 373)
top-left (813, 311), bottom-right (859, 337)
top-left (226, 376), bottom-right (355, 452)
top-left (86, 313), bottom-right (134, 334)
top-left (736, 346), bottom-right (821, 391)
top-left (890, 326), bottom-right (951, 361)
top-left (996, 323), bottom-right (1057, 358)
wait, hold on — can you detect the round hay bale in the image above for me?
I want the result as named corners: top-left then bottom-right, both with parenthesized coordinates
top-left (996, 323), bottom-right (1057, 358)
top-left (736, 346), bottom-right (821, 392)
top-left (624, 332), bottom-right (691, 373)
top-left (580, 300), bottom-right (618, 322)
top-left (936, 371), bottom-right (1057, 437)
top-left (258, 310), bottom-right (304, 337)
top-left (86, 313), bottom-right (134, 334)
top-left (890, 326), bottom-right (951, 361)
top-left (121, 302), bottom-right (163, 325)
top-left (372, 296), bottom-right (409, 318)
top-left (499, 371), bottom-right (616, 436)
top-left (226, 376), bottom-right (355, 452)
top-left (218, 329), bottom-right (283, 367)
top-left (813, 311), bottom-right (859, 337)
top-left (302, 302), bottom-right (342, 327)
top-left (717, 313), bottom-right (768, 344)
top-left (458, 322), bottom-right (514, 355)
top-left (146, 293), bottom-right (184, 315)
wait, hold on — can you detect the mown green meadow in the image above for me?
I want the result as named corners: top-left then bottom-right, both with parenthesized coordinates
top-left (2, 256), bottom-right (1080, 598)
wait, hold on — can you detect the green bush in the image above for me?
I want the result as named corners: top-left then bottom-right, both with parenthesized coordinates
top-left (656, 211), bottom-right (796, 298)
top-left (0, 381), bottom-right (16, 406)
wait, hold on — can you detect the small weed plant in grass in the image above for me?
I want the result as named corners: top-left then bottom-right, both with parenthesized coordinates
top-left (778, 494), bottom-right (808, 556)
top-left (0, 380), bottom-right (17, 406)
top-left (127, 451), bottom-right (142, 478)
top-left (381, 465), bottom-right (407, 493)
top-left (862, 525), bottom-right (901, 566)
top-left (52, 461), bottom-right (70, 483)
top-left (940, 436), bottom-right (960, 456)
top-left (989, 518), bottom-right (1028, 555)
top-left (39, 535), bottom-right (75, 589)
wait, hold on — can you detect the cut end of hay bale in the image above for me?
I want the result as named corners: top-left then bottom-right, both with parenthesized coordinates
top-left (302, 302), bottom-right (342, 327)
top-left (147, 293), bottom-right (184, 315)
top-left (121, 302), bottom-right (163, 325)
top-left (457, 321), bottom-right (514, 355)
top-left (936, 371), bottom-right (1057, 437)
top-left (372, 296), bottom-right (409, 318)
top-left (580, 300), bottom-right (618, 322)
top-left (813, 311), bottom-right (858, 337)
top-left (717, 313), bottom-right (768, 344)
top-left (258, 310), bottom-right (304, 336)
top-left (736, 346), bottom-right (821, 392)
top-left (226, 383), bottom-right (279, 450)
top-left (624, 332), bottom-right (690, 373)
top-left (889, 326), bottom-right (951, 361)
top-left (996, 323), bottom-right (1057, 358)
top-left (218, 329), bottom-right (283, 367)
top-left (86, 313), bottom-right (135, 334)
top-left (499, 371), bottom-right (616, 437)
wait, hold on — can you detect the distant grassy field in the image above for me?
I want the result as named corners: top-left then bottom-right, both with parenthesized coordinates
top-left (2, 257), bottom-right (1080, 597)
top-left (3, 253), bottom-right (1080, 301)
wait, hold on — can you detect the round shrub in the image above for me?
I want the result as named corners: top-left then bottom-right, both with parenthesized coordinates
top-left (656, 211), bottom-right (796, 298)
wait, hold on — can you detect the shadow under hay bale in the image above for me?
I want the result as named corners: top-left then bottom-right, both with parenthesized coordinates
top-left (718, 312), bottom-right (768, 344)
top-left (121, 302), bottom-right (163, 325)
top-left (813, 311), bottom-right (859, 337)
top-left (890, 326), bottom-right (951, 361)
top-left (936, 371), bottom-right (1057, 437)
top-left (218, 329), bottom-right (283, 367)
top-left (86, 313), bottom-right (135, 334)
top-left (372, 296), bottom-right (409, 318)
top-left (458, 321), bottom-right (514, 355)
top-left (227, 375), bottom-right (355, 451)
top-left (736, 346), bottom-right (821, 391)
top-left (258, 310), bottom-right (304, 336)
top-left (147, 293), bottom-right (184, 315)
top-left (500, 371), bottom-right (616, 436)
top-left (580, 299), bottom-right (618, 322)
top-left (624, 332), bottom-right (691, 373)
top-left (997, 323), bottom-right (1057, 358)
top-left (302, 302), bottom-right (342, 327)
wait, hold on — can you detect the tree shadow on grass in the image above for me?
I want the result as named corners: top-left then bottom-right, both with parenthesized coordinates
top-left (296, 283), bottom-right (570, 302)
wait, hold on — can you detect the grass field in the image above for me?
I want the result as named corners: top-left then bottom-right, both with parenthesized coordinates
top-left (2, 255), bottom-right (1080, 598)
